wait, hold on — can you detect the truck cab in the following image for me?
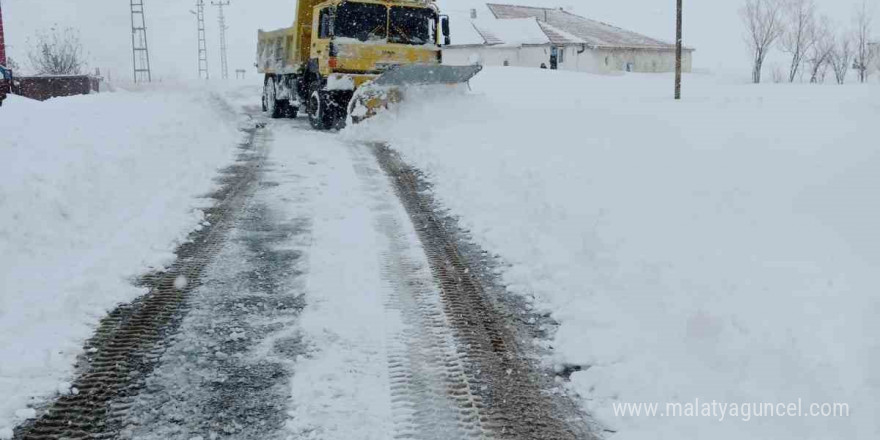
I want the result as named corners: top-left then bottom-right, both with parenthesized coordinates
top-left (311, 0), bottom-right (446, 78)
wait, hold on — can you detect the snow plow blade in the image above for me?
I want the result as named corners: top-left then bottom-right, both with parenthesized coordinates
top-left (348, 64), bottom-right (482, 125)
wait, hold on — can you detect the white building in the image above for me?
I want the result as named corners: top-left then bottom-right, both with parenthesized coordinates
top-left (443, 3), bottom-right (694, 74)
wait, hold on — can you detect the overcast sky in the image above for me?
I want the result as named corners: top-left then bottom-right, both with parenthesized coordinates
top-left (2, 0), bottom-right (877, 81)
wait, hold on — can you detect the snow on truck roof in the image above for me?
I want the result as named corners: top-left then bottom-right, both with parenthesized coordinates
top-left (448, 3), bottom-right (691, 51)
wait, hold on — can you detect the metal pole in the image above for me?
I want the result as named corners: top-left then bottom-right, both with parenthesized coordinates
top-left (212, 1), bottom-right (230, 80)
top-left (675, 0), bottom-right (682, 100)
top-left (131, 0), bottom-right (153, 82)
top-left (131, 0), bottom-right (137, 82)
top-left (194, 0), bottom-right (209, 80)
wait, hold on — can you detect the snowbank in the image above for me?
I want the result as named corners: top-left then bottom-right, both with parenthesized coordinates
top-left (345, 68), bottom-right (880, 439)
top-left (0, 88), bottom-right (241, 436)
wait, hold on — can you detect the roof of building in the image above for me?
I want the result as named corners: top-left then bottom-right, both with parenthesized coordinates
top-left (472, 17), bottom-right (565, 46)
top-left (536, 21), bottom-right (586, 46)
top-left (485, 3), bottom-right (684, 50)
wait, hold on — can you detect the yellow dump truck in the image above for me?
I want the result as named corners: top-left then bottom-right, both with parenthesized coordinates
top-left (257, 0), bottom-right (480, 129)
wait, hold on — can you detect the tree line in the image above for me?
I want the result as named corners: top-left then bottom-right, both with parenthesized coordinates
top-left (741, 0), bottom-right (877, 84)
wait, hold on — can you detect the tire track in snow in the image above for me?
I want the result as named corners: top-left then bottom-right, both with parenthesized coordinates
top-left (12, 114), bottom-right (268, 440)
top-left (371, 144), bottom-right (593, 440)
top-left (349, 147), bottom-right (491, 440)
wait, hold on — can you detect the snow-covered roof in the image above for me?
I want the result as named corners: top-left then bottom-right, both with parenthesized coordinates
top-left (486, 3), bottom-right (684, 50)
top-left (447, 11), bottom-right (487, 46)
top-left (448, 12), bottom-right (584, 47)
top-left (537, 21), bottom-right (586, 46)
top-left (472, 17), bottom-right (551, 46)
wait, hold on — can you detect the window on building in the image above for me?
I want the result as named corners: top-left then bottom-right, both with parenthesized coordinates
top-left (558, 47), bottom-right (565, 63)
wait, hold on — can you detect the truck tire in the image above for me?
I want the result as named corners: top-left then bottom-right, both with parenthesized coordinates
top-left (264, 77), bottom-right (283, 119)
top-left (286, 104), bottom-right (299, 119)
top-left (307, 88), bottom-right (333, 130)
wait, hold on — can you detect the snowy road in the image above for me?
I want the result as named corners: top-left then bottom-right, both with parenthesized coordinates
top-left (12, 101), bottom-right (589, 439)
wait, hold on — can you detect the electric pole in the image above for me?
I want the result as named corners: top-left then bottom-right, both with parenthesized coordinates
top-left (192, 0), bottom-right (209, 80)
top-left (212, 1), bottom-right (230, 80)
top-left (675, 0), bottom-right (682, 100)
top-left (130, 0), bottom-right (153, 82)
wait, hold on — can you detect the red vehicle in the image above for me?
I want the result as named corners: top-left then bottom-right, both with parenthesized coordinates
top-left (0, 66), bottom-right (10, 106)
top-left (1, 2), bottom-right (8, 106)
top-left (0, 65), bottom-right (11, 106)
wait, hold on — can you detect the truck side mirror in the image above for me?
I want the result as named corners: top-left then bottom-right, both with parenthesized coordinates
top-left (441, 16), bottom-right (450, 46)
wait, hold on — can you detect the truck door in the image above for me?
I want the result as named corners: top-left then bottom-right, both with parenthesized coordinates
top-left (311, 7), bottom-right (333, 75)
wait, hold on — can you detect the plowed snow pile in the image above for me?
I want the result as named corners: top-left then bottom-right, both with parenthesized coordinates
top-left (345, 68), bottom-right (880, 439)
top-left (0, 89), bottom-right (240, 437)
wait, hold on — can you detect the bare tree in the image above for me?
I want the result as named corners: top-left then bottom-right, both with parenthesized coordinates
top-left (27, 27), bottom-right (86, 76)
top-left (853, 0), bottom-right (875, 83)
top-left (806, 16), bottom-right (835, 83)
top-left (780, 0), bottom-right (817, 82)
top-left (5, 56), bottom-right (21, 72)
top-left (741, 0), bottom-right (785, 83)
top-left (830, 33), bottom-right (854, 84)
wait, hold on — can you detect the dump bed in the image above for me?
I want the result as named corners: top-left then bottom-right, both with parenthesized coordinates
top-left (256, 0), bottom-right (325, 74)
top-left (257, 27), bottom-right (297, 74)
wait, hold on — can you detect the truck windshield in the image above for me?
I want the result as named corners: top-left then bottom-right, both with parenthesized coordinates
top-left (389, 7), bottom-right (436, 45)
top-left (335, 2), bottom-right (387, 42)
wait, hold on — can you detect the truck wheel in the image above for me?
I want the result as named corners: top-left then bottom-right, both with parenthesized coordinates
top-left (307, 89), bottom-right (333, 130)
top-left (330, 91), bottom-right (353, 130)
top-left (264, 77), bottom-right (282, 119)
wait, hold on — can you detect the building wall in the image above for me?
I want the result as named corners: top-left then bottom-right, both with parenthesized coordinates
top-left (444, 45), bottom-right (693, 74)
top-left (443, 46), bottom-right (549, 69)
top-left (12, 76), bottom-right (99, 101)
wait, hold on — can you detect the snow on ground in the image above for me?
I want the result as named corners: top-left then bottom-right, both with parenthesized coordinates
top-left (345, 68), bottom-right (880, 439)
top-left (271, 124), bottom-right (398, 439)
top-left (0, 88), bottom-right (241, 436)
top-left (271, 120), bottom-right (478, 439)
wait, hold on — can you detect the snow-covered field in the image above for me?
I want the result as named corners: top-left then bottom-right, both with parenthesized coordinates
top-left (0, 89), bottom-right (241, 437)
top-left (346, 68), bottom-right (880, 439)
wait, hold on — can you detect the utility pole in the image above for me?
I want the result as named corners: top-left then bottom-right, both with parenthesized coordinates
top-left (212, 1), bottom-right (230, 80)
top-left (131, 0), bottom-right (152, 82)
top-left (675, 0), bottom-right (682, 100)
top-left (192, 0), bottom-right (209, 80)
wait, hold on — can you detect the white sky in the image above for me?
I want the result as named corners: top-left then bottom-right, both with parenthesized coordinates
top-left (1, 0), bottom-right (877, 81)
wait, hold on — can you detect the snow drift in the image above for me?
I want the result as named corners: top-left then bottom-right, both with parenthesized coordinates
top-left (345, 68), bottom-right (880, 439)
top-left (0, 88), bottom-right (241, 436)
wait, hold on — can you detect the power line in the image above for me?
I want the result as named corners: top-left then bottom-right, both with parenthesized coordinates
top-left (130, 0), bottom-right (152, 83)
top-left (212, 1), bottom-right (230, 80)
top-left (192, 0), bottom-right (209, 80)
